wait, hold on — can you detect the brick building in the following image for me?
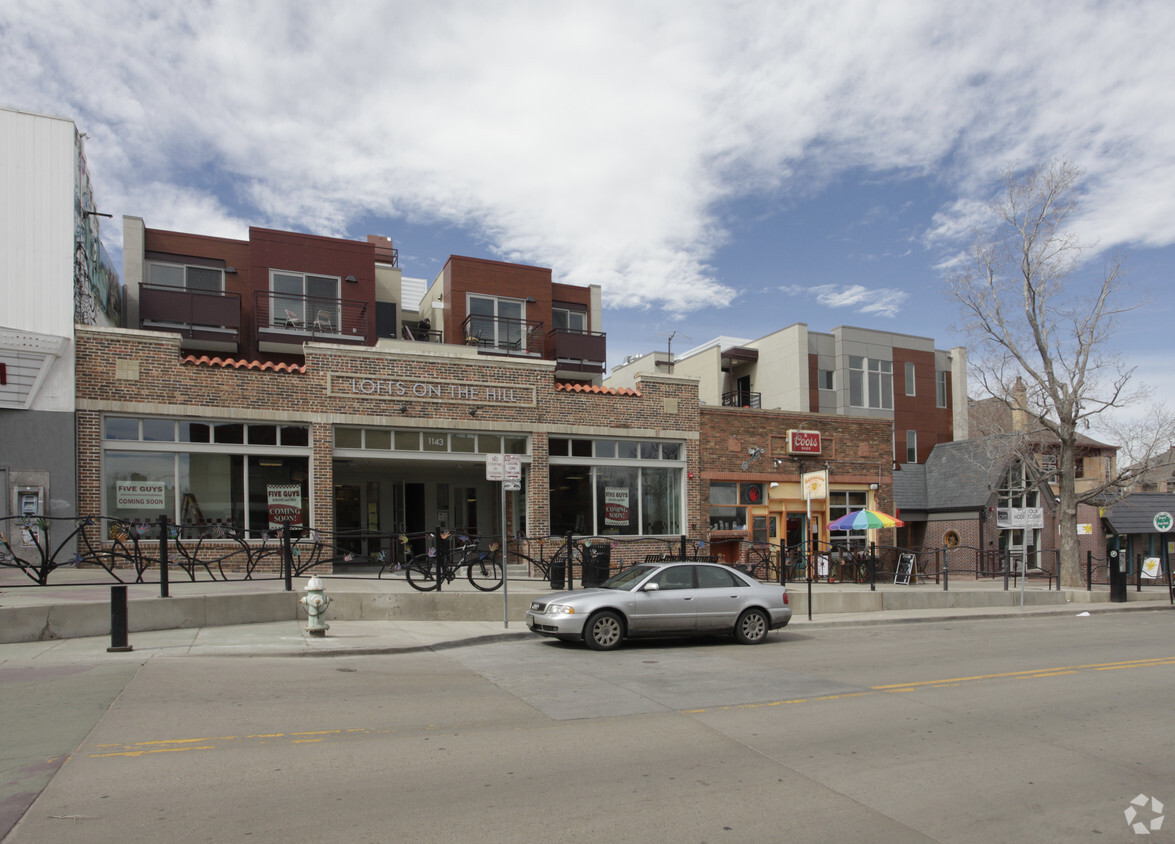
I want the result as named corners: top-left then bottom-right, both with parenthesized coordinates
top-left (608, 324), bottom-right (968, 465)
top-left (697, 406), bottom-right (895, 565)
top-left (894, 435), bottom-right (1109, 576)
top-left (81, 217), bottom-right (698, 570)
top-left (75, 325), bottom-right (700, 569)
top-left (73, 216), bottom-right (925, 576)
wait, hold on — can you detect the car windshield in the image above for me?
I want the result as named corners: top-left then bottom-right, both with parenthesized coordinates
top-left (598, 565), bottom-right (657, 591)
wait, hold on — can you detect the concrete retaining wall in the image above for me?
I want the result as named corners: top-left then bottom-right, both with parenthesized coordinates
top-left (0, 587), bottom-right (1162, 643)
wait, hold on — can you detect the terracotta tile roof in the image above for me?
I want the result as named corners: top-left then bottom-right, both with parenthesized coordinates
top-left (182, 355), bottom-right (306, 374)
top-left (555, 382), bottom-right (640, 396)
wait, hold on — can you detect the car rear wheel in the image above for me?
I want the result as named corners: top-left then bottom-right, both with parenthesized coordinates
top-left (734, 608), bottom-right (769, 644)
top-left (584, 610), bottom-right (624, 651)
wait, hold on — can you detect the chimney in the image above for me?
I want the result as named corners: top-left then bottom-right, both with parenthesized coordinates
top-left (1011, 377), bottom-right (1030, 432)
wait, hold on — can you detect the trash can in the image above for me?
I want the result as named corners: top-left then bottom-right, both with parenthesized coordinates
top-left (583, 545), bottom-right (611, 587)
top-left (549, 559), bottom-right (565, 590)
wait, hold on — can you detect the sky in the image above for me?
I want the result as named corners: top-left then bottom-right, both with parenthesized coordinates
top-left (3, 0), bottom-right (1174, 436)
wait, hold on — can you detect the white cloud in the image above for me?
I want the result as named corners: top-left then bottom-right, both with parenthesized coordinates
top-left (3, 0), bottom-right (1174, 316)
top-left (780, 284), bottom-right (908, 318)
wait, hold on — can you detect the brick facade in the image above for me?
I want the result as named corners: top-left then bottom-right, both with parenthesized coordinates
top-left (698, 406), bottom-right (896, 565)
top-left (75, 326), bottom-right (700, 572)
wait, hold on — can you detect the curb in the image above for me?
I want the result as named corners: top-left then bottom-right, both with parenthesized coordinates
top-left (189, 602), bottom-right (1172, 658)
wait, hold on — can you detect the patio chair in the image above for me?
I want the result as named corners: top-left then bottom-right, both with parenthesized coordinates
top-left (283, 309), bottom-right (305, 329)
top-left (312, 309), bottom-right (334, 333)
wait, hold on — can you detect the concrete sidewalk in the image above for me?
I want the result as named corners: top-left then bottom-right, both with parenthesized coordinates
top-left (0, 597), bottom-right (1168, 664)
top-left (1, 567), bottom-right (1169, 660)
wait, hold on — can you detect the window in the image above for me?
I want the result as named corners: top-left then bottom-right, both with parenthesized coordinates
top-left (906, 430), bottom-right (918, 463)
top-left (548, 438), bottom-right (686, 536)
top-left (905, 362), bottom-right (916, 396)
top-left (848, 356), bottom-right (893, 410)
top-left (335, 427), bottom-right (529, 455)
top-left (697, 564), bottom-right (744, 589)
top-left (103, 417), bottom-right (311, 538)
top-left (553, 307), bottom-right (587, 331)
top-left (468, 294), bottom-right (525, 350)
top-left (997, 462), bottom-right (1041, 570)
top-left (829, 490), bottom-right (869, 551)
top-left (998, 461), bottom-right (1039, 510)
top-left (1075, 456), bottom-right (1085, 479)
top-left (708, 482), bottom-right (764, 532)
top-left (148, 261), bottom-right (223, 292)
top-left (818, 370), bottom-right (834, 390)
top-left (271, 270), bottom-right (339, 331)
top-left (649, 566), bottom-right (695, 590)
top-left (936, 370), bottom-right (948, 408)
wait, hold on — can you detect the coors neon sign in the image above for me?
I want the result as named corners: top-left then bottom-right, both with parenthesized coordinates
top-left (787, 429), bottom-right (822, 455)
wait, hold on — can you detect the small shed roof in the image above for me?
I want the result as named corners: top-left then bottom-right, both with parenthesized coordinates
top-left (1102, 493), bottom-right (1175, 534)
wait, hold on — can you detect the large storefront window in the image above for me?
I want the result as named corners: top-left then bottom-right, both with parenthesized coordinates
top-left (103, 416), bottom-right (310, 537)
top-left (548, 438), bottom-right (684, 536)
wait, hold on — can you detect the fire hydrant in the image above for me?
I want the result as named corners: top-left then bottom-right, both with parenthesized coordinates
top-left (300, 575), bottom-right (331, 637)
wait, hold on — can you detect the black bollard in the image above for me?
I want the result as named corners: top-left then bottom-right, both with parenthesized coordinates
top-left (108, 584), bottom-right (133, 652)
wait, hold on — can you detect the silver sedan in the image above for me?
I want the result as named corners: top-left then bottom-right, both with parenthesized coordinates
top-left (525, 561), bottom-right (792, 650)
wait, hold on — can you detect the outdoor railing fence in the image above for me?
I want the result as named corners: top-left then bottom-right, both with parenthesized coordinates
top-left (8, 515), bottom-right (1169, 601)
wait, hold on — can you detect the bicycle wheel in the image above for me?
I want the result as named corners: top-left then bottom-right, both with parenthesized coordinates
top-left (467, 552), bottom-right (503, 591)
top-left (405, 555), bottom-right (440, 591)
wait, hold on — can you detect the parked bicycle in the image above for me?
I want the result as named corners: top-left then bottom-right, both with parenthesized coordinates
top-left (403, 532), bottom-right (503, 592)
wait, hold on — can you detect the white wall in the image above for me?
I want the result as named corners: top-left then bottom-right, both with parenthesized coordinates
top-left (0, 108), bottom-right (77, 337)
top-left (0, 107), bottom-right (79, 412)
top-left (750, 323), bottom-right (810, 411)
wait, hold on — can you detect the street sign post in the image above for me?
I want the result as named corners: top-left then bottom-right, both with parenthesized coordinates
top-left (486, 455), bottom-right (523, 627)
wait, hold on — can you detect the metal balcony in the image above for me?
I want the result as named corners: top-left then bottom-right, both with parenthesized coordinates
top-left (255, 291), bottom-right (369, 354)
top-left (139, 284), bottom-right (241, 353)
top-left (461, 315), bottom-right (545, 357)
top-left (722, 391), bottom-right (761, 408)
top-left (550, 328), bottom-right (606, 377)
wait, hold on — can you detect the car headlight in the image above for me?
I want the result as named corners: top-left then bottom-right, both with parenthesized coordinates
top-left (545, 604), bottom-right (575, 615)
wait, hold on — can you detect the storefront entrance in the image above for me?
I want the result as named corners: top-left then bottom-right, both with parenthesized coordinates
top-left (333, 458), bottom-right (505, 564)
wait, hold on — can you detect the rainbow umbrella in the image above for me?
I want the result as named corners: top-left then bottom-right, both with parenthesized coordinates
top-left (827, 509), bottom-right (904, 530)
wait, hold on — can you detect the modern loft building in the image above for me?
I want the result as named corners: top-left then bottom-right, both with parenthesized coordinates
top-left (607, 324), bottom-right (969, 464)
top-left (122, 218), bottom-right (606, 383)
top-left (0, 106), bottom-right (120, 536)
top-left (84, 219), bottom-right (690, 569)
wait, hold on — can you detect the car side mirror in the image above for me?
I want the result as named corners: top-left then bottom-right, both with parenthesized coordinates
top-left (642, 582), bottom-right (660, 591)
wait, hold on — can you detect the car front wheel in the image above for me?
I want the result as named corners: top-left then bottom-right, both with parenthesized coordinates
top-left (584, 610), bottom-right (624, 651)
top-left (734, 608), bottom-right (769, 644)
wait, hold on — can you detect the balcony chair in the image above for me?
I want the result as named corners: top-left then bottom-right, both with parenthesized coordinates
top-left (312, 309), bottom-right (334, 333)
top-left (283, 309), bottom-right (305, 329)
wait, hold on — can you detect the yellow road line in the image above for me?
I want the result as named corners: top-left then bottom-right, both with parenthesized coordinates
top-left (874, 656), bottom-right (1173, 691)
top-left (688, 655), bottom-right (1171, 714)
top-left (91, 746), bottom-right (216, 758)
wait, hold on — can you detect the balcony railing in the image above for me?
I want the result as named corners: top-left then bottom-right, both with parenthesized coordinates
top-left (401, 325), bottom-right (442, 343)
top-left (255, 291), bottom-right (369, 352)
top-left (461, 315), bottom-right (545, 357)
top-left (722, 391), bottom-right (761, 408)
top-left (550, 328), bottom-right (606, 376)
top-left (139, 284), bottom-right (241, 353)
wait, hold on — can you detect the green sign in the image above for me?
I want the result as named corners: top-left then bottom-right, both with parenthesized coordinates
top-left (1153, 511), bottom-right (1173, 532)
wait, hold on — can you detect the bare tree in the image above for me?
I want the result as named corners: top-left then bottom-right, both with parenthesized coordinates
top-left (949, 160), bottom-right (1169, 587)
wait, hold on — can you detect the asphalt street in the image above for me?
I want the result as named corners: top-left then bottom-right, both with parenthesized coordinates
top-left (1, 609), bottom-right (1171, 843)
